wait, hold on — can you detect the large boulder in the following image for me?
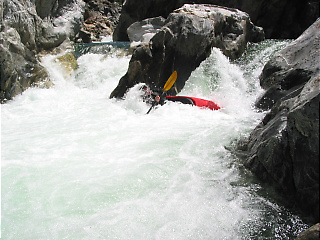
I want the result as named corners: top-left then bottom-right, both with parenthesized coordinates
top-left (0, 0), bottom-right (85, 101)
top-left (256, 17), bottom-right (320, 111)
top-left (238, 18), bottom-right (320, 223)
top-left (113, 0), bottom-right (181, 41)
top-left (110, 4), bottom-right (264, 99)
top-left (127, 16), bottom-right (166, 48)
top-left (113, 0), bottom-right (319, 41)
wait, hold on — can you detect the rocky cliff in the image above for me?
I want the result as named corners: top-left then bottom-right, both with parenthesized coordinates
top-left (0, 0), bottom-right (85, 101)
top-left (113, 0), bottom-right (319, 41)
top-left (238, 18), bottom-right (320, 223)
top-left (110, 4), bottom-right (264, 99)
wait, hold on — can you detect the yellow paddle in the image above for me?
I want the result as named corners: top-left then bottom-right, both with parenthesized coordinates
top-left (163, 71), bottom-right (177, 92)
top-left (146, 71), bottom-right (178, 114)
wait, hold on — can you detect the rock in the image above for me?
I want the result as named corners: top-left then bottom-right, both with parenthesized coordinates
top-left (208, 0), bottom-right (319, 39)
top-left (127, 16), bottom-right (166, 48)
top-left (81, 15), bottom-right (113, 42)
top-left (76, 0), bottom-right (122, 42)
top-left (256, 17), bottom-right (320, 110)
top-left (110, 4), bottom-right (264, 99)
top-left (0, 0), bottom-right (85, 101)
top-left (296, 223), bottom-right (320, 240)
top-left (0, 27), bottom-right (48, 101)
top-left (33, 80), bottom-right (55, 89)
top-left (34, 0), bottom-right (85, 48)
top-left (113, 0), bottom-right (319, 41)
top-left (113, 0), bottom-right (181, 41)
top-left (238, 18), bottom-right (320, 223)
top-left (56, 52), bottom-right (79, 78)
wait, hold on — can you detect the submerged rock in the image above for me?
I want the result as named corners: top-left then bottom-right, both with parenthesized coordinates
top-left (56, 52), bottom-right (79, 78)
top-left (110, 4), bottom-right (264, 99)
top-left (238, 18), bottom-right (320, 223)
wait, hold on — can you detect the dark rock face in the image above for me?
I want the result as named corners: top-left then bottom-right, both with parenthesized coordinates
top-left (256, 18), bottom-right (320, 111)
top-left (217, 0), bottom-right (319, 39)
top-left (113, 0), bottom-right (319, 41)
top-left (239, 18), bottom-right (320, 223)
top-left (110, 4), bottom-right (264, 99)
top-left (0, 0), bottom-right (85, 101)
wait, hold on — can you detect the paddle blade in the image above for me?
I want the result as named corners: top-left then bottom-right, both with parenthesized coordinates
top-left (163, 71), bottom-right (177, 92)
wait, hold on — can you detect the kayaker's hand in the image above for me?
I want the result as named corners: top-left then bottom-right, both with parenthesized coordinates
top-left (155, 95), bottom-right (160, 102)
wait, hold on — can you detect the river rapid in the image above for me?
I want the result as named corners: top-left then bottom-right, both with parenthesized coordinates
top-left (1, 40), bottom-right (309, 239)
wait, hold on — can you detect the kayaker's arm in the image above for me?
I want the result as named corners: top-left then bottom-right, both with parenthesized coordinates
top-left (151, 90), bottom-right (167, 105)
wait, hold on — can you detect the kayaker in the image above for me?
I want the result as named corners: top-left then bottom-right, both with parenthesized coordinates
top-left (141, 85), bottom-right (166, 105)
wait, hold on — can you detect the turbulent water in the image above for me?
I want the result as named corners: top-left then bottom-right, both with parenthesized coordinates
top-left (2, 40), bottom-right (309, 239)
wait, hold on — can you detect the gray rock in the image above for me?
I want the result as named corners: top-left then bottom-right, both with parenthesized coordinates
top-left (239, 18), bottom-right (320, 223)
top-left (127, 16), bottom-right (166, 48)
top-left (256, 17), bottom-right (320, 111)
top-left (110, 4), bottom-right (264, 99)
top-left (113, 0), bottom-right (319, 41)
top-left (0, 0), bottom-right (85, 101)
top-left (0, 27), bottom-right (48, 101)
top-left (113, 0), bottom-right (181, 42)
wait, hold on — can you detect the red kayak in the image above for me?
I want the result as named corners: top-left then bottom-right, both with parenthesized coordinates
top-left (166, 96), bottom-right (220, 110)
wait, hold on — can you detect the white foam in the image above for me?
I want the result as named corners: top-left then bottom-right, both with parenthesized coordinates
top-left (1, 41), bottom-right (307, 239)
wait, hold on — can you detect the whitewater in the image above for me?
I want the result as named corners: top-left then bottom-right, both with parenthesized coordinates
top-left (1, 40), bottom-right (309, 239)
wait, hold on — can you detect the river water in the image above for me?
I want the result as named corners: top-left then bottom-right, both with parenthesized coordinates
top-left (1, 40), bottom-right (309, 239)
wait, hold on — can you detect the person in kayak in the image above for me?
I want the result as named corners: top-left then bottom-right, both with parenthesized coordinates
top-left (141, 84), bottom-right (221, 111)
top-left (141, 85), bottom-right (166, 105)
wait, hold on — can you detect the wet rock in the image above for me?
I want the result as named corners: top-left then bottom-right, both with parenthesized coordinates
top-left (239, 18), bottom-right (320, 223)
top-left (113, 0), bottom-right (319, 41)
top-left (110, 4), bottom-right (264, 99)
top-left (0, 0), bottom-right (85, 101)
top-left (296, 223), bottom-right (320, 240)
top-left (33, 80), bottom-right (55, 89)
top-left (56, 52), bottom-right (79, 78)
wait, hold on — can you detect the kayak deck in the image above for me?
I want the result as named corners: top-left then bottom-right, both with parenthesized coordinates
top-left (166, 96), bottom-right (220, 110)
